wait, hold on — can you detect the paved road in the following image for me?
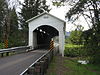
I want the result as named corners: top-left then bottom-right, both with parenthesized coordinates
top-left (0, 50), bottom-right (48, 75)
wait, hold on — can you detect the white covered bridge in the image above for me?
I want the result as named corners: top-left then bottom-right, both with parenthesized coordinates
top-left (27, 12), bottom-right (66, 56)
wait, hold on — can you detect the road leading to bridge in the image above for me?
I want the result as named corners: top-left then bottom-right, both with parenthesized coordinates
top-left (0, 50), bottom-right (48, 75)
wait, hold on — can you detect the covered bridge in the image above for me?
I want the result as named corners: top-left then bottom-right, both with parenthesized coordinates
top-left (26, 12), bottom-right (66, 56)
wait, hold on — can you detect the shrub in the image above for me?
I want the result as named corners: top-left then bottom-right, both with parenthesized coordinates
top-left (8, 40), bottom-right (25, 48)
top-left (86, 47), bottom-right (100, 64)
top-left (64, 44), bottom-right (87, 57)
top-left (0, 43), bottom-right (5, 49)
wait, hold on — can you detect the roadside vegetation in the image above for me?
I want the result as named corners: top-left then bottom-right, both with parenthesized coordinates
top-left (52, 0), bottom-right (100, 64)
top-left (0, 43), bottom-right (5, 49)
top-left (64, 44), bottom-right (86, 57)
top-left (46, 56), bottom-right (100, 75)
top-left (46, 43), bottom-right (100, 75)
top-left (47, 25), bottom-right (100, 75)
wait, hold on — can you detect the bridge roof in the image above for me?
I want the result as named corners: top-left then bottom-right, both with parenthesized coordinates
top-left (26, 12), bottom-right (66, 23)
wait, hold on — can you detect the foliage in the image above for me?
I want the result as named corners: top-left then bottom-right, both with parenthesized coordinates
top-left (9, 8), bottom-right (19, 35)
top-left (84, 46), bottom-right (100, 64)
top-left (66, 25), bottom-right (84, 45)
top-left (0, 0), bottom-right (25, 48)
top-left (0, 43), bottom-right (5, 49)
top-left (0, 0), bottom-right (6, 42)
top-left (3, 6), bottom-right (20, 48)
top-left (0, 0), bottom-right (4, 23)
top-left (8, 8), bottom-right (21, 47)
top-left (65, 44), bottom-right (83, 48)
top-left (8, 30), bottom-right (26, 47)
top-left (52, 0), bottom-right (100, 64)
top-left (64, 44), bottom-right (86, 57)
top-left (68, 30), bottom-right (83, 44)
top-left (65, 44), bottom-right (100, 64)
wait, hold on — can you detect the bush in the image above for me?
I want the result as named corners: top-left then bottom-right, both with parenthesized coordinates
top-left (8, 40), bottom-right (25, 48)
top-left (86, 47), bottom-right (100, 64)
top-left (64, 44), bottom-right (87, 57)
top-left (8, 36), bottom-right (26, 48)
top-left (0, 43), bottom-right (5, 49)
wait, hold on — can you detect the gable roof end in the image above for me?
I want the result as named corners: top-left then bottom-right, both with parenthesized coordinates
top-left (26, 12), bottom-right (66, 23)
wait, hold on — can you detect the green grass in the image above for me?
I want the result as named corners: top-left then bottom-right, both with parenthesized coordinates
top-left (46, 57), bottom-right (56, 75)
top-left (87, 64), bottom-right (100, 75)
top-left (46, 56), bottom-right (100, 75)
top-left (63, 44), bottom-right (100, 75)
top-left (64, 59), bottom-right (99, 75)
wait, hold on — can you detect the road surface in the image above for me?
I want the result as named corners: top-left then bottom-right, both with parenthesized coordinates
top-left (0, 50), bottom-right (47, 75)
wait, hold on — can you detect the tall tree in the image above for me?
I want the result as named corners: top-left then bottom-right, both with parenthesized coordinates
top-left (8, 8), bottom-right (20, 47)
top-left (72, 0), bottom-right (100, 64)
top-left (0, 0), bottom-right (10, 48)
top-left (0, 0), bottom-right (20, 48)
top-left (52, 0), bottom-right (100, 64)
top-left (0, 0), bottom-right (5, 42)
top-left (19, 0), bottom-right (50, 45)
top-left (1, 0), bottom-right (19, 48)
top-left (52, 0), bottom-right (100, 27)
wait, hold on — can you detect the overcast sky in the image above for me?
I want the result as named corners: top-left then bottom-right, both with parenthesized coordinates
top-left (18, 0), bottom-right (90, 31)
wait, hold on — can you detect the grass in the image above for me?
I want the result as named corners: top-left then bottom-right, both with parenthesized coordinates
top-left (47, 44), bottom-right (100, 75)
top-left (64, 59), bottom-right (99, 75)
top-left (46, 57), bottom-right (56, 75)
top-left (46, 56), bottom-right (100, 75)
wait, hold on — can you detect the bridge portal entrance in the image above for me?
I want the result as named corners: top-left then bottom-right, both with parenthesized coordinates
top-left (27, 12), bottom-right (66, 56)
top-left (33, 25), bottom-right (59, 49)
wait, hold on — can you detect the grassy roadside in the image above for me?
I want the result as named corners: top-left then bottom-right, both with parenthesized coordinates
top-left (46, 56), bottom-right (100, 75)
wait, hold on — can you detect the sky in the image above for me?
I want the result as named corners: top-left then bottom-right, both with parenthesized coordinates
top-left (18, 0), bottom-right (90, 32)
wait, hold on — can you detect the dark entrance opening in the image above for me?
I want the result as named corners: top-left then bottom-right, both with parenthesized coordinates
top-left (33, 25), bottom-right (59, 49)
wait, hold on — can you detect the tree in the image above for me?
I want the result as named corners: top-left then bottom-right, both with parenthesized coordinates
top-left (66, 0), bottom-right (100, 64)
top-left (0, 0), bottom-right (6, 42)
top-left (52, 0), bottom-right (100, 64)
top-left (9, 8), bottom-right (18, 36)
top-left (0, 0), bottom-right (20, 48)
top-left (67, 25), bottom-right (83, 45)
top-left (52, 0), bottom-right (100, 24)
top-left (0, 0), bottom-right (11, 48)
top-left (19, 0), bottom-right (50, 45)
top-left (0, 0), bottom-right (22, 48)
top-left (8, 8), bottom-right (20, 47)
